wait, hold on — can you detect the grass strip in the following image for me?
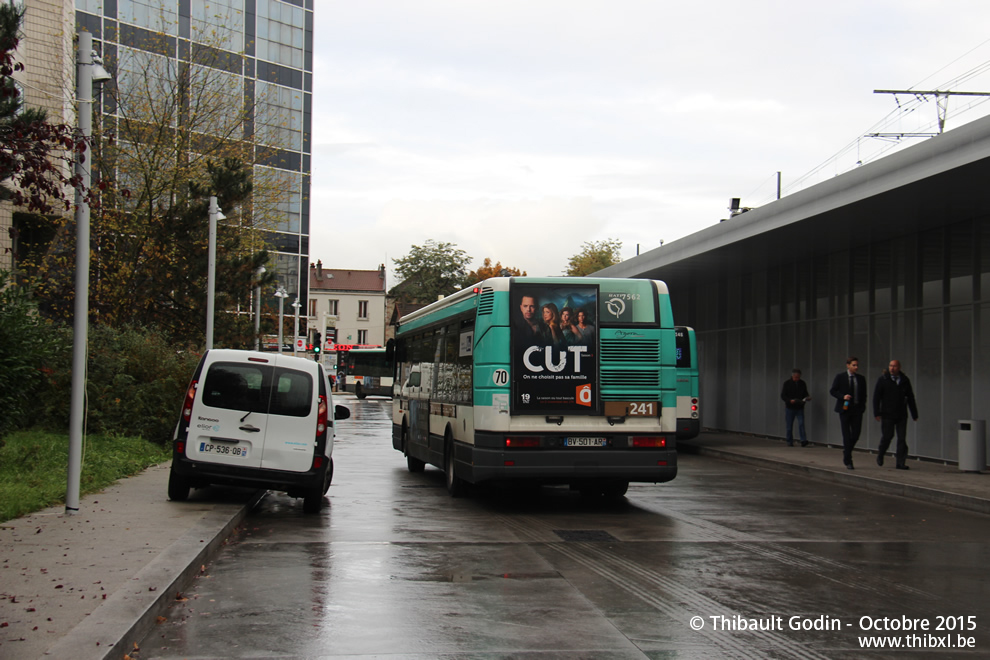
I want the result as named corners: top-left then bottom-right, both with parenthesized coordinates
top-left (0, 430), bottom-right (170, 523)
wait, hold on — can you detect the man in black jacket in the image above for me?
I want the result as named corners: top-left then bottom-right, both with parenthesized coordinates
top-left (830, 356), bottom-right (867, 469)
top-left (781, 369), bottom-right (811, 446)
top-left (873, 359), bottom-right (919, 470)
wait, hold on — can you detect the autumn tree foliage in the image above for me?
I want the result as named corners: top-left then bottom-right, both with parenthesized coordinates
top-left (566, 238), bottom-right (623, 276)
top-left (465, 257), bottom-right (526, 283)
top-left (0, 4), bottom-right (81, 215)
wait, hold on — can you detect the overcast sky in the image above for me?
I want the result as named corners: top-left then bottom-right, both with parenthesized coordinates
top-left (308, 1), bottom-right (990, 283)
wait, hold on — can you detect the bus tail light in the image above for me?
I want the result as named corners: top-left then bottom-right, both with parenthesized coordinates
top-left (182, 381), bottom-right (198, 421)
top-left (632, 436), bottom-right (667, 448)
top-left (505, 436), bottom-right (540, 448)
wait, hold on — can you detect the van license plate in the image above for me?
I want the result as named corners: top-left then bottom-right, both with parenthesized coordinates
top-left (199, 442), bottom-right (248, 458)
top-left (564, 437), bottom-right (606, 447)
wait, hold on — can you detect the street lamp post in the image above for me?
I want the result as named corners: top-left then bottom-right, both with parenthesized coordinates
top-left (253, 266), bottom-right (266, 350)
top-left (274, 287), bottom-right (288, 353)
top-left (206, 196), bottom-right (225, 350)
top-left (291, 297), bottom-right (301, 356)
top-left (66, 31), bottom-right (111, 516)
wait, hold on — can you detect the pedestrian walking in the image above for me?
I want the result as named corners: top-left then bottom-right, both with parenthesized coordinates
top-left (829, 356), bottom-right (867, 469)
top-left (873, 359), bottom-right (919, 470)
top-left (781, 369), bottom-right (811, 446)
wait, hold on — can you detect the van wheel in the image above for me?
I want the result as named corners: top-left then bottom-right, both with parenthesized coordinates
top-left (403, 425), bottom-right (425, 473)
top-left (303, 487), bottom-right (324, 513)
top-left (355, 384), bottom-right (366, 399)
top-left (323, 458), bottom-right (334, 495)
top-left (444, 433), bottom-right (466, 498)
top-left (168, 469), bottom-right (190, 502)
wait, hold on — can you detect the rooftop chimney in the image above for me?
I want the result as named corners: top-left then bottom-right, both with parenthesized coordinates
top-left (316, 259), bottom-right (323, 280)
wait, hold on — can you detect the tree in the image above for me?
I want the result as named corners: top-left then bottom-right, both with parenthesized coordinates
top-left (19, 7), bottom-right (289, 348)
top-left (566, 238), bottom-right (623, 276)
top-left (390, 239), bottom-right (472, 303)
top-left (0, 4), bottom-right (81, 215)
top-left (465, 257), bottom-right (526, 283)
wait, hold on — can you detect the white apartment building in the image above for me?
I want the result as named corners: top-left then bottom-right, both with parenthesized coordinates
top-left (308, 261), bottom-right (386, 355)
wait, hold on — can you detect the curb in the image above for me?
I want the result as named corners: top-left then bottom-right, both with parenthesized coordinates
top-left (679, 442), bottom-right (990, 516)
top-left (42, 490), bottom-right (266, 660)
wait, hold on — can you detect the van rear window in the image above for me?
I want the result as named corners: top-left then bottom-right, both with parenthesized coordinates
top-left (202, 363), bottom-right (313, 417)
top-left (203, 364), bottom-right (265, 411)
top-left (270, 368), bottom-right (313, 417)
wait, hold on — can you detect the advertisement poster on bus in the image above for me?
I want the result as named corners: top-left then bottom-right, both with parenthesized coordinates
top-left (511, 283), bottom-right (599, 414)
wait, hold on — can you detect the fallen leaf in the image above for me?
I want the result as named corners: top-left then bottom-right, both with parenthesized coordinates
top-left (156, 616), bottom-right (167, 624)
top-left (174, 593), bottom-right (188, 602)
top-left (134, 641), bottom-right (140, 650)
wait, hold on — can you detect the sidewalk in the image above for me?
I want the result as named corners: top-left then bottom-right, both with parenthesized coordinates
top-left (0, 463), bottom-right (262, 660)
top-left (679, 431), bottom-right (990, 515)
top-left (1, 432), bottom-right (987, 660)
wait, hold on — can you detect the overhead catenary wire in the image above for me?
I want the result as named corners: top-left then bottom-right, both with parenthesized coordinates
top-left (767, 47), bottom-right (990, 204)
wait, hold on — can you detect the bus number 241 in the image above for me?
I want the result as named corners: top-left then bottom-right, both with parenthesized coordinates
top-left (629, 402), bottom-right (655, 416)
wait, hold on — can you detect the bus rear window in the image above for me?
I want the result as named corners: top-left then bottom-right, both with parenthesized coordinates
top-left (599, 280), bottom-right (657, 324)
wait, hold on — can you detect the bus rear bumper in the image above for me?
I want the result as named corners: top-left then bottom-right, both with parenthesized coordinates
top-left (676, 418), bottom-right (701, 439)
top-left (460, 445), bottom-right (677, 485)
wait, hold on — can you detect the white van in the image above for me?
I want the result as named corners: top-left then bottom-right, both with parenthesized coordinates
top-left (168, 349), bottom-right (350, 513)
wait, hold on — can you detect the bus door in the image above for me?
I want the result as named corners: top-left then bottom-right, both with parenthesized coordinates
top-left (405, 365), bottom-right (431, 451)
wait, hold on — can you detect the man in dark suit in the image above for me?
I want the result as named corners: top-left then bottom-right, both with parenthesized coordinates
top-left (873, 359), bottom-right (919, 470)
top-left (829, 356), bottom-right (867, 469)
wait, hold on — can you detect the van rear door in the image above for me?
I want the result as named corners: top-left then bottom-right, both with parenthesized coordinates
top-left (189, 360), bottom-right (271, 469)
top-left (260, 359), bottom-right (318, 473)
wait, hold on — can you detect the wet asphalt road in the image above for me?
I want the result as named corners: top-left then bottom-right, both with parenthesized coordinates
top-left (141, 396), bottom-right (990, 659)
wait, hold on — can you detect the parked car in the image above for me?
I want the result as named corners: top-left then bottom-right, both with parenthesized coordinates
top-left (168, 349), bottom-right (350, 513)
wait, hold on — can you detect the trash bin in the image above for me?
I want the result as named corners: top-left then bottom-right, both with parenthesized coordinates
top-left (958, 420), bottom-right (986, 472)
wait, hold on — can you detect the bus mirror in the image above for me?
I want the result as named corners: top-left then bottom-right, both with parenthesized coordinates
top-left (385, 338), bottom-right (395, 363)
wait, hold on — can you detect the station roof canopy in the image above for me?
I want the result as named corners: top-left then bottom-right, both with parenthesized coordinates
top-left (597, 113), bottom-right (990, 288)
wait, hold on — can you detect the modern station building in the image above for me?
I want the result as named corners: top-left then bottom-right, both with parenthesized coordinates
top-left (600, 114), bottom-right (990, 464)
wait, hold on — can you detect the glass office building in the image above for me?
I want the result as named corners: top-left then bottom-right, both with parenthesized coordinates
top-left (74, 0), bottom-right (314, 309)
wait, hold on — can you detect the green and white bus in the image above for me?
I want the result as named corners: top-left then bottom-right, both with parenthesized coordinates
top-left (674, 326), bottom-right (701, 439)
top-left (341, 348), bottom-right (393, 399)
top-left (391, 277), bottom-right (678, 497)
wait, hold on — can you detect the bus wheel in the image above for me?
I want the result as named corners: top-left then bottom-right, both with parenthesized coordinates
top-left (602, 480), bottom-right (629, 498)
top-left (403, 425), bottom-right (425, 472)
top-left (355, 384), bottom-right (366, 399)
top-left (445, 433), bottom-right (466, 498)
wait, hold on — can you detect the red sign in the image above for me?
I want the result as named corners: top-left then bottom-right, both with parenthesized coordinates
top-left (330, 344), bottom-right (382, 351)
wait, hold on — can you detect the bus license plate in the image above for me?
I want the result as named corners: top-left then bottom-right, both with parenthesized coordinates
top-left (565, 437), bottom-right (606, 447)
top-left (199, 442), bottom-right (248, 458)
